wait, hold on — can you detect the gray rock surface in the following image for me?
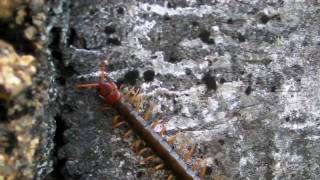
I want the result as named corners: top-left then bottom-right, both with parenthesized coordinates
top-left (48, 0), bottom-right (320, 179)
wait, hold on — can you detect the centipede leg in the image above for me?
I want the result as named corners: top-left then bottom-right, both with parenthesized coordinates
top-left (192, 159), bottom-right (202, 171)
top-left (143, 103), bottom-right (155, 121)
top-left (183, 144), bottom-right (197, 161)
top-left (140, 155), bottom-right (158, 165)
top-left (167, 132), bottom-right (180, 145)
top-left (154, 163), bottom-right (165, 171)
top-left (123, 129), bottom-right (133, 139)
top-left (167, 174), bottom-right (174, 180)
top-left (138, 147), bottom-right (150, 156)
top-left (151, 119), bottom-right (161, 129)
top-left (134, 95), bottom-right (143, 112)
top-left (132, 139), bottom-right (143, 153)
top-left (160, 127), bottom-right (167, 137)
top-left (199, 165), bottom-right (207, 179)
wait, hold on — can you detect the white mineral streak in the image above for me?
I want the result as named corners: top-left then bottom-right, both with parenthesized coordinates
top-left (139, 3), bottom-right (216, 17)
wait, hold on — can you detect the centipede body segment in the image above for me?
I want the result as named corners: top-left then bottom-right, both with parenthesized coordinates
top-left (76, 61), bottom-right (207, 180)
top-left (114, 100), bottom-right (200, 180)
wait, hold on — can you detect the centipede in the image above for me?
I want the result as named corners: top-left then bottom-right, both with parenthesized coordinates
top-left (76, 61), bottom-right (208, 180)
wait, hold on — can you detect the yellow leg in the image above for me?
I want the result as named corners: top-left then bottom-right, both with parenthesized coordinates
top-left (144, 103), bottom-right (154, 121)
top-left (167, 132), bottom-right (179, 145)
top-left (167, 174), bottom-right (174, 180)
top-left (138, 148), bottom-right (150, 156)
top-left (123, 129), bottom-right (133, 139)
top-left (160, 127), bottom-right (167, 137)
top-left (154, 163), bottom-right (165, 171)
top-left (151, 119), bottom-right (161, 129)
top-left (131, 140), bottom-right (143, 153)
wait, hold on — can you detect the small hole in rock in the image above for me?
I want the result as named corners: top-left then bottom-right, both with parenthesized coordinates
top-left (285, 116), bottom-right (290, 122)
top-left (143, 70), bottom-right (155, 82)
top-left (104, 26), bottom-right (116, 34)
top-left (117, 7), bottom-right (125, 15)
top-left (191, 21), bottom-right (199, 26)
top-left (219, 78), bottom-right (226, 84)
top-left (167, 2), bottom-right (176, 8)
top-left (260, 14), bottom-right (270, 24)
top-left (218, 139), bottom-right (225, 145)
top-left (185, 68), bottom-right (192, 75)
top-left (199, 30), bottom-right (215, 45)
top-left (107, 38), bottom-right (121, 45)
top-left (238, 33), bottom-right (246, 42)
top-left (167, 54), bottom-right (182, 63)
top-left (245, 86), bottom-right (252, 95)
top-left (164, 15), bottom-right (170, 21)
top-left (202, 73), bottom-right (217, 91)
top-left (124, 70), bottom-right (140, 85)
top-left (227, 18), bottom-right (234, 24)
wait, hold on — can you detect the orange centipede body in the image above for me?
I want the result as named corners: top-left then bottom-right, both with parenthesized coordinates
top-left (76, 61), bottom-right (206, 180)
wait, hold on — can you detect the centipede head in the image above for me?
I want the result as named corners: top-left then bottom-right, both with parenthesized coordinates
top-left (76, 61), bottom-right (121, 105)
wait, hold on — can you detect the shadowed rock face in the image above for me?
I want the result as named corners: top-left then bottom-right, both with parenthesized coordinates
top-left (48, 0), bottom-right (320, 180)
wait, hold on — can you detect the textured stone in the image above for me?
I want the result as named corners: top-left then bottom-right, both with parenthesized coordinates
top-left (0, 1), bottom-right (49, 180)
top-left (48, 0), bottom-right (320, 180)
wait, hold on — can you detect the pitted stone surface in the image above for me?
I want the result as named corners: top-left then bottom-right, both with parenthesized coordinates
top-left (49, 1), bottom-right (320, 179)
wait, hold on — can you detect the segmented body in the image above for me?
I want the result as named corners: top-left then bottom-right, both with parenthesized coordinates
top-left (114, 98), bottom-right (200, 180)
top-left (76, 62), bottom-right (206, 180)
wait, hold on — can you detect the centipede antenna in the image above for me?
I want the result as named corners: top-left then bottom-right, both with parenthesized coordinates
top-left (100, 62), bottom-right (105, 82)
top-left (100, 106), bottom-right (113, 112)
top-left (75, 83), bottom-right (100, 89)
